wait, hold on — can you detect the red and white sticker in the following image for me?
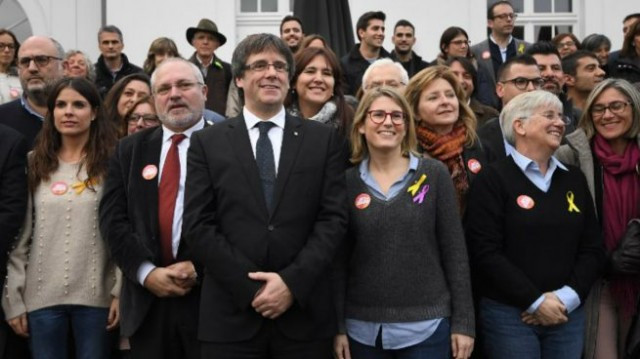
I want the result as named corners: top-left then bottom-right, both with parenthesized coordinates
top-left (142, 164), bottom-right (158, 180)
top-left (467, 159), bottom-right (482, 174)
top-left (482, 51), bottom-right (491, 60)
top-left (50, 181), bottom-right (68, 195)
top-left (516, 195), bottom-right (535, 210)
top-left (354, 193), bottom-right (371, 210)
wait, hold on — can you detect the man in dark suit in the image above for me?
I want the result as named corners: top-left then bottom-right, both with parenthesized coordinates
top-left (99, 57), bottom-right (205, 359)
top-left (183, 33), bottom-right (347, 358)
top-left (0, 124), bottom-right (28, 358)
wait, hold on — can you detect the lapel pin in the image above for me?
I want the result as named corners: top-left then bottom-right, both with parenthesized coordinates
top-left (142, 164), bottom-right (158, 180)
top-left (293, 131), bottom-right (299, 136)
top-left (51, 181), bottom-right (69, 195)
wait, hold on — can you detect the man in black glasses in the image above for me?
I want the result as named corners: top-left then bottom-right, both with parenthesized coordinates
top-left (183, 33), bottom-right (347, 358)
top-left (471, 1), bottom-right (530, 109)
top-left (0, 36), bottom-right (64, 149)
top-left (478, 55), bottom-right (542, 163)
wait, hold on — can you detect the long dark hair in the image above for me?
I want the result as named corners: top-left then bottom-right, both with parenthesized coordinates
top-left (285, 46), bottom-right (354, 135)
top-left (29, 77), bottom-right (117, 192)
top-left (103, 73), bottom-right (151, 128)
top-left (621, 21), bottom-right (640, 59)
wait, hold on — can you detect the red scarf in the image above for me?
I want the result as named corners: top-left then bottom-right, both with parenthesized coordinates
top-left (416, 123), bottom-right (469, 212)
top-left (593, 134), bottom-right (640, 316)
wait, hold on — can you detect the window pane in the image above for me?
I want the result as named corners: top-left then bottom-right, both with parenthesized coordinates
top-left (555, 0), bottom-right (572, 12)
top-left (535, 25), bottom-right (553, 42)
top-left (241, 0), bottom-right (257, 12)
top-left (261, 0), bottom-right (278, 12)
top-left (534, 0), bottom-right (552, 13)
top-left (555, 25), bottom-right (573, 35)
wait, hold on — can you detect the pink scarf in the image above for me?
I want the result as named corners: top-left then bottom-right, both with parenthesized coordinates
top-left (593, 134), bottom-right (640, 316)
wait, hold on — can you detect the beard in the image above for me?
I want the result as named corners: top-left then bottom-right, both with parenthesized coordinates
top-left (395, 47), bottom-right (411, 56)
top-left (160, 109), bottom-right (202, 130)
top-left (24, 84), bottom-right (49, 107)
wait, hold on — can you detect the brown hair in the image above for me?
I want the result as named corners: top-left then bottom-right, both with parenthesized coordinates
top-left (350, 87), bottom-right (417, 164)
top-left (29, 77), bottom-right (117, 192)
top-left (285, 46), bottom-right (354, 135)
top-left (404, 65), bottom-right (478, 146)
top-left (120, 95), bottom-right (156, 137)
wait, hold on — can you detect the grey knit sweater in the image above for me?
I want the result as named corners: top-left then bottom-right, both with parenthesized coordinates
top-left (3, 161), bottom-right (121, 320)
top-left (334, 158), bottom-right (475, 337)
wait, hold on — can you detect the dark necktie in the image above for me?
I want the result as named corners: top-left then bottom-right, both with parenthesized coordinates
top-left (158, 133), bottom-right (186, 266)
top-left (255, 121), bottom-right (276, 211)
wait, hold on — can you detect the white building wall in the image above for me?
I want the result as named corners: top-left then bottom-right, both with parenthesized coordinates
top-left (14, 0), bottom-right (640, 70)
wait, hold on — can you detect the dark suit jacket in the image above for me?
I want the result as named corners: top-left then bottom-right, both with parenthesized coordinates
top-left (183, 114), bottom-right (347, 343)
top-left (0, 124), bottom-right (27, 298)
top-left (99, 126), bottom-right (200, 337)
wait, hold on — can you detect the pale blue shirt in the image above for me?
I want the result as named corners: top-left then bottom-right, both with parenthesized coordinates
top-left (346, 154), bottom-right (444, 350)
top-left (510, 149), bottom-right (581, 314)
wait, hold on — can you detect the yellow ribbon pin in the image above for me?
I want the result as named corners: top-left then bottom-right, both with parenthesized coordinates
top-left (566, 191), bottom-right (580, 213)
top-left (70, 178), bottom-right (98, 194)
top-left (407, 174), bottom-right (427, 196)
top-left (518, 43), bottom-right (525, 54)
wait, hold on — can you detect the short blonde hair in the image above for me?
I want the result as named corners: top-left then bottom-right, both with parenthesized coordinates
top-left (404, 65), bottom-right (478, 146)
top-left (350, 87), bottom-right (418, 164)
top-left (579, 78), bottom-right (640, 140)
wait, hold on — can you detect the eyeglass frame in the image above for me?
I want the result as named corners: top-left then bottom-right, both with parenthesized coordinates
top-left (366, 110), bottom-right (407, 125)
top-left (127, 114), bottom-right (160, 125)
top-left (17, 55), bottom-right (62, 69)
top-left (0, 42), bottom-right (16, 51)
top-left (590, 101), bottom-right (631, 117)
top-left (243, 60), bottom-right (289, 73)
top-left (557, 41), bottom-right (576, 49)
top-left (529, 111), bottom-right (571, 125)
top-left (449, 39), bottom-right (471, 46)
top-left (499, 77), bottom-right (545, 90)
top-left (492, 12), bottom-right (518, 21)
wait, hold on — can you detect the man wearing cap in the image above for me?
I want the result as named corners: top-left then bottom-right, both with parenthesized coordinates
top-left (187, 18), bottom-right (232, 115)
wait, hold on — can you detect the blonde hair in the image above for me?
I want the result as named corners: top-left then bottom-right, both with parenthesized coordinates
top-left (350, 87), bottom-right (418, 164)
top-left (404, 65), bottom-right (478, 146)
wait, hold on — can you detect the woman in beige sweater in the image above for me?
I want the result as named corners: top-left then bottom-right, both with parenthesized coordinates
top-left (2, 77), bottom-right (120, 359)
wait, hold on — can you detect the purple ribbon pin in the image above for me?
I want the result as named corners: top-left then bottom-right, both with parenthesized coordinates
top-left (413, 184), bottom-right (429, 204)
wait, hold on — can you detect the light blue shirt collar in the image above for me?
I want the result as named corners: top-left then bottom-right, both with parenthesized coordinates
top-left (511, 149), bottom-right (567, 192)
top-left (20, 95), bottom-right (44, 120)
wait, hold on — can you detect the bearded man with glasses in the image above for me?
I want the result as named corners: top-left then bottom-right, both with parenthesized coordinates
top-left (0, 36), bottom-right (64, 149)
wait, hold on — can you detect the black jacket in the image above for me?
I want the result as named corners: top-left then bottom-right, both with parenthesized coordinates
top-left (390, 50), bottom-right (430, 78)
top-left (94, 54), bottom-right (143, 98)
top-left (340, 44), bottom-right (390, 96)
top-left (610, 56), bottom-right (640, 84)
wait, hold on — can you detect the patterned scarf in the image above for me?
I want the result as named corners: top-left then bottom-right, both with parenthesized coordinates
top-left (593, 134), bottom-right (640, 316)
top-left (416, 122), bottom-right (469, 211)
top-left (287, 100), bottom-right (338, 127)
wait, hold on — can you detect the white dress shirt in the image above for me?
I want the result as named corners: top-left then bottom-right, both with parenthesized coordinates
top-left (243, 107), bottom-right (286, 175)
top-left (137, 118), bottom-right (205, 285)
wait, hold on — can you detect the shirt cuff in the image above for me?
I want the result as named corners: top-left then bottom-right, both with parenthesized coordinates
top-left (526, 295), bottom-right (545, 314)
top-left (554, 286), bottom-right (581, 313)
top-left (137, 261), bottom-right (156, 286)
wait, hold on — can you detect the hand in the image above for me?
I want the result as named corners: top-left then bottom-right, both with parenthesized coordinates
top-left (333, 334), bottom-right (351, 359)
top-left (522, 293), bottom-right (568, 326)
top-left (167, 261), bottom-right (198, 289)
top-left (248, 272), bottom-right (294, 319)
top-left (106, 297), bottom-right (119, 330)
top-left (143, 267), bottom-right (191, 297)
top-left (7, 313), bottom-right (28, 337)
top-left (451, 333), bottom-right (474, 359)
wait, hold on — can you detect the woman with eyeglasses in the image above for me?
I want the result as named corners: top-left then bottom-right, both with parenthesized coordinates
top-left (2, 77), bottom-right (121, 359)
top-left (103, 73), bottom-right (151, 131)
top-left (552, 33), bottom-right (581, 59)
top-left (122, 95), bottom-right (160, 136)
top-left (404, 65), bottom-right (485, 213)
top-left (0, 28), bottom-right (21, 105)
top-left (333, 87), bottom-right (475, 359)
top-left (556, 78), bottom-right (640, 359)
top-left (610, 21), bottom-right (640, 84)
top-left (465, 90), bottom-right (605, 359)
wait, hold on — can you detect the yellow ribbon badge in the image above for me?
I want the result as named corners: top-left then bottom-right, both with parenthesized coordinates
top-left (407, 174), bottom-right (427, 196)
top-left (70, 178), bottom-right (98, 194)
top-left (566, 191), bottom-right (580, 213)
top-left (518, 43), bottom-right (525, 54)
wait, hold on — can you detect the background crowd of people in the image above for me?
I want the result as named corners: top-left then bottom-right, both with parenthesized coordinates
top-left (0, 1), bottom-right (639, 358)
